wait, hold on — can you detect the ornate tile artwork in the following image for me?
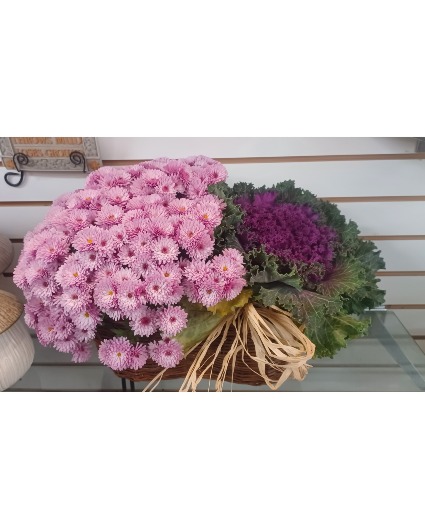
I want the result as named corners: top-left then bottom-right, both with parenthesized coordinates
top-left (0, 137), bottom-right (102, 171)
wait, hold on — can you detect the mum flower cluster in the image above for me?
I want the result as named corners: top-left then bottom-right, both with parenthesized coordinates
top-left (13, 156), bottom-right (246, 369)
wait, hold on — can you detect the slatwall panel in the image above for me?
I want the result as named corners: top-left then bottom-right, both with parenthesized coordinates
top-left (1, 137), bottom-right (424, 391)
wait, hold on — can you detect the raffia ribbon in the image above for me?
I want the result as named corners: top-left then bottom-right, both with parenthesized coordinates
top-left (143, 303), bottom-right (315, 392)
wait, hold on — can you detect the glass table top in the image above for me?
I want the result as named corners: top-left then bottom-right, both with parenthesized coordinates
top-left (7, 310), bottom-right (425, 392)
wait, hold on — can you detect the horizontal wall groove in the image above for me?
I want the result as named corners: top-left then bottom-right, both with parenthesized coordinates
top-left (376, 271), bottom-right (425, 276)
top-left (103, 153), bottom-right (425, 166)
top-left (0, 201), bottom-right (52, 207)
top-left (322, 196), bottom-right (425, 203)
top-left (361, 235), bottom-right (425, 241)
top-left (385, 304), bottom-right (425, 309)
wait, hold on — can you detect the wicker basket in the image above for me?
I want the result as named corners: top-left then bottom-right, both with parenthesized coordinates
top-left (95, 321), bottom-right (282, 387)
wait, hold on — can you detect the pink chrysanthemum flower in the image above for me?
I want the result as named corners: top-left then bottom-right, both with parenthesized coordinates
top-left (163, 160), bottom-right (192, 182)
top-left (221, 247), bottom-right (245, 265)
top-left (105, 186), bottom-right (130, 207)
top-left (191, 199), bottom-right (223, 230)
top-left (108, 225), bottom-right (128, 248)
top-left (72, 341), bottom-right (93, 363)
top-left (113, 269), bottom-right (139, 283)
top-left (93, 278), bottom-right (118, 311)
top-left (95, 263), bottom-right (121, 282)
top-left (124, 218), bottom-right (149, 239)
top-left (55, 256), bottom-right (88, 288)
top-left (129, 255), bottom-right (155, 279)
top-left (186, 176), bottom-right (209, 198)
top-left (149, 339), bottom-right (184, 368)
top-left (116, 279), bottom-right (142, 315)
top-left (77, 250), bottom-right (105, 271)
top-left (117, 244), bottom-right (138, 266)
top-left (177, 219), bottom-right (206, 249)
top-left (98, 336), bottom-right (133, 370)
top-left (154, 176), bottom-right (177, 196)
top-left (152, 262), bottom-right (182, 284)
top-left (129, 306), bottom-right (158, 337)
top-left (183, 260), bottom-right (210, 282)
top-left (206, 162), bottom-right (228, 184)
top-left (54, 337), bottom-right (78, 354)
top-left (165, 284), bottom-right (184, 305)
top-left (186, 233), bottom-right (214, 260)
top-left (146, 217), bottom-right (174, 238)
top-left (74, 326), bottom-right (96, 343)
top-left (129, 231), bottom-right (152, 252)
top-left (30, 277), bottom-right (59, 300)
top-left (151, 237), bottom-right (179, 264)
top-left (129, 344), bottom-right (149, 370)
top-left (211, 254), bottom-right (245, 278)
top-left (72, 305), bottom-right (101, 331)
top-left (196, 280), bottom-right (224, 307)
top-left (37, 315), bottom-right (58, 345)
top-left (72, 226), bottom-right (103, 252)
top-left (129, 176), bottom-right (151, 196)
top-left (145, 276), bottom-right (171, 305)
top-left (35, 236), bottom-right (69, 264)
top-left (223, 276), bottom-right (246, 300)
top-left (64, 209), bottom-right (94, 232)
top-left (56, 286), bottom-right (91, 314)
top-left (23, 260), bottom-right (50, 286)
top-left (95, 204), bottom-right (124, 228)
top-left (157, 305), bottom-right (188, 337)
top-left (168, 198), bottom-right (193, 215)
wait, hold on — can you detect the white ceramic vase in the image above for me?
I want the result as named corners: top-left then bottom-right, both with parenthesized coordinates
top-left (0, 290), bottom-right (34, 391)
top-left (0, 317), bottom-right (35, 391)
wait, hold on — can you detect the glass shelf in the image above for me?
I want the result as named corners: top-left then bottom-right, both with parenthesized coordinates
top-left (8, 310), bottom-right (425, 392)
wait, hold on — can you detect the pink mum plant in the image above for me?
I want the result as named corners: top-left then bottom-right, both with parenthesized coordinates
top-left (14, 156), bottom-right (246, 371)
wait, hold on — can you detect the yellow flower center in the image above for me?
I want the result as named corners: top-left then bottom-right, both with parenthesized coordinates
top-left (84, 312), bottom-right (90, 318)
top-left (87, 238), bottom-right (93, 244)
top-left (202, 213), bottom-right (209, 220)
top-left (222, 266), bottom-right (228, 271)
top-left (164, 272), bottom-right (170, 277)
top-left (73, 272), bottom-right (79, 277)
top-left (107, 290), bottom-right (114, 296)
top-left (117, 352), bottom-right (122, 358)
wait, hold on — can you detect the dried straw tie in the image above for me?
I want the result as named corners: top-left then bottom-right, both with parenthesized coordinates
top-left (144, 303), bottom-right (315, 392)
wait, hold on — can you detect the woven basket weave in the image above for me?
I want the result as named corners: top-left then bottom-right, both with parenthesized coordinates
top-left (95, 321), bottom-right (282, 386)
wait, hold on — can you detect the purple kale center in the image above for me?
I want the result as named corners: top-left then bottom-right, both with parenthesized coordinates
top-left (235, 193), bottom-right (338, 276)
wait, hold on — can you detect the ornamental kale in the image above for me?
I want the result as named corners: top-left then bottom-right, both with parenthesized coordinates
top-left (216, 180), bottom-right (386, 358)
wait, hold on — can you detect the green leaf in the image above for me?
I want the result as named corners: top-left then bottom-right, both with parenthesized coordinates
top-left (316, 260), bottom-right (366, 298)
top-left (207, 288), bottom-right (252, 316)
top-left (175, 309), bottom-right (224, 353)
top-left (255, 283), bottom-right (342, 322)
top-left (307, 313), bottom-right (371, 358)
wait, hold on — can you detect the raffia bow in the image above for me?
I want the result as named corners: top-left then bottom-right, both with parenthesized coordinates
top-left (144, 303), bottom-right (315, 392)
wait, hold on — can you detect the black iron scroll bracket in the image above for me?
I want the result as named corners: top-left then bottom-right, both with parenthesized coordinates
top-left (4, 150), bottom-right (87, 187)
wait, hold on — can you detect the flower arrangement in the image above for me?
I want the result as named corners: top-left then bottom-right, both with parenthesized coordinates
top-left (13, 157), bottom-right (385, 391)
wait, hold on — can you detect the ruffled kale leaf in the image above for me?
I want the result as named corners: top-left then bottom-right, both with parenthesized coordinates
top-left (306, 313), bottom-right (371, 358)
top-left (245, 247), bottom-right (302, 289)
top-left (316, 260), bottom-right (366, 297)
top-left (208, 182), bottom-right (244, 253)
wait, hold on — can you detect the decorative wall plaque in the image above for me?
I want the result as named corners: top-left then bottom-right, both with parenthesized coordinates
top-left (0, 137), bottom-right (102, 186)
